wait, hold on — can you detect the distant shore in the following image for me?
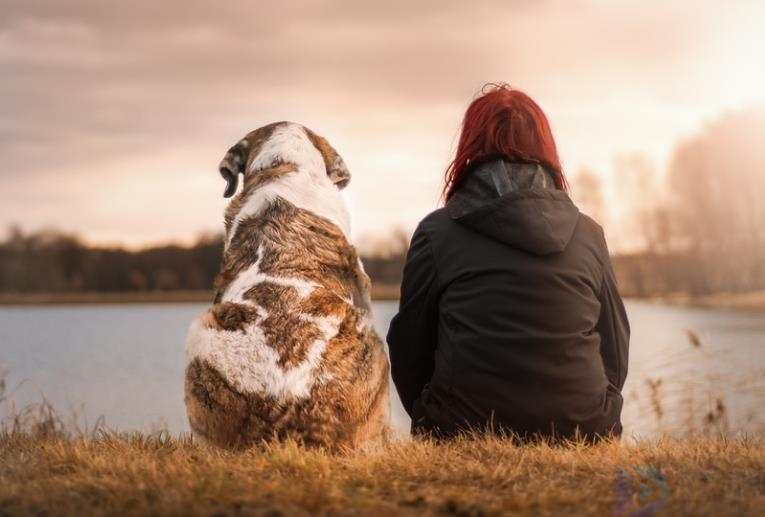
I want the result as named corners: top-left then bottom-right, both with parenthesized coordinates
top-left (0, 284), bottom-right (401, 305)
top-left (1, 287), bottom-right (763, 312)
top-left (647, 290), bottom-right (765, 313)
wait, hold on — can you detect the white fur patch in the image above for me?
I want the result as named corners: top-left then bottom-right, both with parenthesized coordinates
top-left (185, 313), bottom-right (342, 400)
top-left (225, 123), bottom-right (351, 250)
top-left (186, 244), bottom-right (344, 400)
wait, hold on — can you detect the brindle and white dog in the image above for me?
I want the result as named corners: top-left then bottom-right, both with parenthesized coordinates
top-left (184, 122), bottom-right (390, 450)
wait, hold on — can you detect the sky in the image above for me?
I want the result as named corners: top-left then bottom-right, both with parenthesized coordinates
top-left (2, 0), bottom-right (764, 250)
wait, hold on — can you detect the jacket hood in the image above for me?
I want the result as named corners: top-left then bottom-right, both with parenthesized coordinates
top-left (446, 159), bottom-right (580, 255)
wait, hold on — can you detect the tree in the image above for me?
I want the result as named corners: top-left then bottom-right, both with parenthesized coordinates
top-left (612, 153), bottom-right (670, 253)
top-left (571, 168), bottom-right (605, 226)
top-left (667, 108), bottom-right (765, 292)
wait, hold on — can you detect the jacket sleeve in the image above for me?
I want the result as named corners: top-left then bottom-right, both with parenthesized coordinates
top-left (595, 253), bottom-right (630, 391)
top-left (386, 223), bottom-right (440, 417)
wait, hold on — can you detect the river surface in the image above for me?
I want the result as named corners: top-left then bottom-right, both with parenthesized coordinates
top-left (1, 300), bottom-right (763, 439)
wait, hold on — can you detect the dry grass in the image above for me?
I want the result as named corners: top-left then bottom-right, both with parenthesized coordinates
top-left (0, 430), bottom-right (762, 516)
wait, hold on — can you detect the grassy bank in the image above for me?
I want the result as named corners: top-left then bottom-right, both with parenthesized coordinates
top-left (0, 432), bottom-right (762, 516)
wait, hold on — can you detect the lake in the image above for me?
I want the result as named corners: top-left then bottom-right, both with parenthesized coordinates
top-left (1, 300), bottom-right (763, 439)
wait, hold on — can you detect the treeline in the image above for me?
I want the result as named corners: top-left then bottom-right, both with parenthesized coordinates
top-left (612, 250), bottom-right (765, 298)
top-left (2, 224), bottom-right (763, 299)
top-left (0, 227), bottom-right (407, 294)
top-left (1, 223), bottom-right (763, 298)
top-left (2, 109), bottom-right (763, 299)
top-left (0, 228), bottom-right (221, 293)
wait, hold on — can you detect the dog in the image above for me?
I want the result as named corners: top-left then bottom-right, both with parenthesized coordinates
top-left (184, 121), bottom-right (390, 450)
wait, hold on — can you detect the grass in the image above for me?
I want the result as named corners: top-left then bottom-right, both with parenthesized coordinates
top-left (0, 429), bottom-right (763, 516)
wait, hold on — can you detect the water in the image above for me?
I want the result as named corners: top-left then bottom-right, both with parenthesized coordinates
top-left (1, 300), bottom-right (762, 438)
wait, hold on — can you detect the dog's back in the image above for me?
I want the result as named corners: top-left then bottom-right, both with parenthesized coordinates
top-left (184, 122), bottom-right (389, 450)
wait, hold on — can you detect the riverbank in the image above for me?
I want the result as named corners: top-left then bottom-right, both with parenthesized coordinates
top-left (0, 432), bottom-right (762, 516)
top-left (5, 285), bottom-right (765, 312)
top-left (2, 287), bottom-right (764, 312)
top-left (652, 290), bottom-right (765, 313)
top-left (0, 284), bottom-right (401, 305)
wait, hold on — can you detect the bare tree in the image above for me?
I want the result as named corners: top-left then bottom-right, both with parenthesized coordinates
top-left (612, 153), bottom-right (671, 253)
top-left (571, 168), bottom-right (606, 226)
top-left (668, 108), bottom-right (765, 292)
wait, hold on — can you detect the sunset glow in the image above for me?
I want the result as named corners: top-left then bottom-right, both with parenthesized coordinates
top-left (2, 1), bottom-right (764, 251)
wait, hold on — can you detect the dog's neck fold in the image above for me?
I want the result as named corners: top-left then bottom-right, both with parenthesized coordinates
top-left (225, 124), bottom-right (351, 250)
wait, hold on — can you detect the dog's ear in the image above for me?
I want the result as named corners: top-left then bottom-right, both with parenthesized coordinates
top-left (218, 141), bottom-right (249, 198)
top-left (304, 128), bottom-right (351, 189)
top-left (327, 153), bottom-right (351, 189)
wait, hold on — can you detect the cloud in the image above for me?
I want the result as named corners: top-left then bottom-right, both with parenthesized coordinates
top-left (1, 0), bottom-right (763, 245)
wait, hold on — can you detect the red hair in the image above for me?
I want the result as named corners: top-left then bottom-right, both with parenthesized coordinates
top-left (443, 84), bottom-right (567, 201)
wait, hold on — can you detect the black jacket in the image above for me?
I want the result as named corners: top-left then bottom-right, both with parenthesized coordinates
top-left (387, 159), bottom-right (630, 440)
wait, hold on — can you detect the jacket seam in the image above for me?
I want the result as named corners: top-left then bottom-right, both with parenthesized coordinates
top-left (537, 199), bottom-right (556, 250)
top-left (420, 224), bottom-right (442, 295)
top-left (420, 221), bottom-right (457, 398)
top-left (595, 226), bottom-right (609, 294)
top-left (598, 266), bottom-right (621, 387)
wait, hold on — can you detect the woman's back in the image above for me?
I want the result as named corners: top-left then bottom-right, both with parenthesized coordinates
top-left (387, 158), bottom-right (628, 439)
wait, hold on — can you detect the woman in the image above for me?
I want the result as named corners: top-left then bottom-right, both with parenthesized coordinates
top-left (387, 84), bottom-right (629, 441)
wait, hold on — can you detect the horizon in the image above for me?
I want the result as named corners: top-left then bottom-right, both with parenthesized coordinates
top-left (2, 1), bottom-right (764, 251)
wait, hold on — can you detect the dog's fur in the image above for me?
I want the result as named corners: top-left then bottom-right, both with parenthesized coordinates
top-left (184, 122), bottom-right (390, 450)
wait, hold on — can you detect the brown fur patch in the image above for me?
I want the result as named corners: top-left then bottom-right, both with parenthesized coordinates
top-left (198, 311), bottom-right (220, 330)
top-left (211, 302), bottom-right (261, 332)
top-left (245, 281), bottom-right (324, 369)
top-left (303, 128), bottom-right (336, 167)
top-left (303, 126), bottom-right (350, 187)
top-left (242, 162), bottom-right (297, 192)
top-left (218, 198), bottom-right (362, 300)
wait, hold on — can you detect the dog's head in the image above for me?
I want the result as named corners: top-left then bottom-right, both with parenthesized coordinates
top-left (218, 121), bottom-right (351, 198)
